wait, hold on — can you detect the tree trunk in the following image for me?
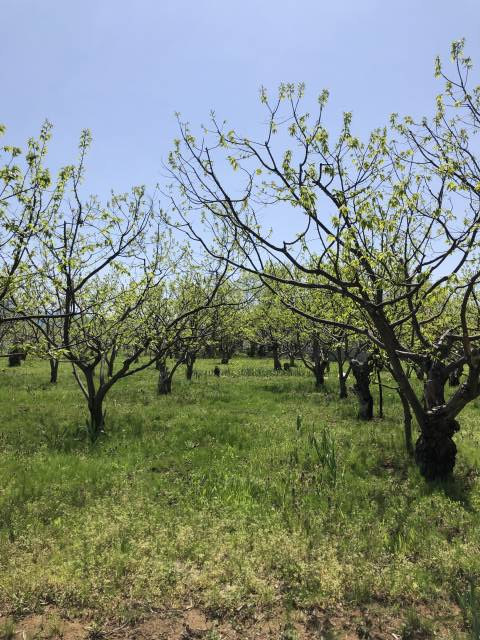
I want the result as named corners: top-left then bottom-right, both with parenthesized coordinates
top-left (336, 347), bottom-right (348, 398)
top-left (185, 352), bottom-right (196, 380)
top-left (248, 341), bottom-right (257, 357)
top-left (82, 368), bottom-right (106, 440)
top-left (158, 375), bottom-right (172, 394)
top-left (272, 341), bottom-right (282, 371)
top-left (415, 359), bottom-right (457, 479)
top-left (415, 407), bottom-right (459, 479)
top-left (423, 358), bottom-right (447, 409)
top-left (107, 344), bottom-right (117, 378)
top-left (314, 362), bottom-right (329, 388)
top-left (312, 336), bottom-right (328, 388)
top-left (448, 364), bottom-right (463, 387)
top-left (8, 346), bottom-right (23, 367)
top-left (350, 358), bottom-right (373, 420)
top-left (339, 374), bottom-right (348, 399)
top-left (49, 358), bottom-right (59, 384)
top-left (157, 361), bottom-right (172, 394)
top-left (220, 342), bottom-right (233, 364)
top-left (204, 344), bottom-right (215, 358)
top-left (369, 312), bottom-right (458, 480)
top-left (289, 355), bottom-right (296, 367)
top-left (377, 369), bottom-right (383, 419)
top-left (397, 388), bottom-right (413, 456)
top-left (312, 334), bottom-right (328, 389)
top-left (99, 357), bottom-right (106, 387)
top-left (88, 395), bottom-right (105, 437)
top-left (414, 366), bottom-right (424, 381)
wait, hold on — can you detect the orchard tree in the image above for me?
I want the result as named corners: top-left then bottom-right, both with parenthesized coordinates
top-left (207, 279), bottom-right (246, 364)
top-left (22, 133), bottom-right (226, 438)
top-left (0, 122), bottom-right (72, 325)
top-left (35, 199), bottom-right (160, 435)
top-left (18, 263), bottom-right (65, 383)
top-left (149, 268), bottom-right (230, 393)
top-left (297, 324), bottom-right (331, 388)
top-left (0, 319), bottom-right (29, 367)
top-left (168, 43), bottom-right (480, 480)
top-left (275, 270), bottom-right (364, 396)
top-left (246, 284), bottom-right (298, 371)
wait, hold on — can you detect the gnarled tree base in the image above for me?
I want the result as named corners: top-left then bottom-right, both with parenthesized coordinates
top-left (158, 376), bottom-right (172, 394)
top-left (8, 354), bottom-right (22, 367)
top-left (350, 358), bottom-right (373, 420)
top-left (415, 407), bottom-right (459, 480)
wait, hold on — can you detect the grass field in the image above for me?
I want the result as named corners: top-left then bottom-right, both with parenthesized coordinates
top-left (1, 357), bottom-right (480, 638)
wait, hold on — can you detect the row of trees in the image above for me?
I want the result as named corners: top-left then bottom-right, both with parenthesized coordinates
top-left (0, 124), bottom-right (236, 437)
top-left (2, 271), bottom-right (359, 411)
top-left (3, 41), bottom-right (480, 480)
top-left (167, 40), bottom-right (480, 480)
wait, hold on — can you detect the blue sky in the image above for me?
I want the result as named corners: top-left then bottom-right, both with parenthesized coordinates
top-left (2, 0), bottom-right (480, 200)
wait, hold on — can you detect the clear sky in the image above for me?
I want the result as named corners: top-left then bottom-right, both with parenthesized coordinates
top-left (2, 0), bottom-right (480, 200)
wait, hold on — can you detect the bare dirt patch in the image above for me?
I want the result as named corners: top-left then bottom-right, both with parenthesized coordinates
top-left (0, 603), bottom-right (464, 639)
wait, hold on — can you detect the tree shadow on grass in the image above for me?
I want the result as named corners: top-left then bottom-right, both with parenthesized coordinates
top-left (422, 464), bottom-right (478, 510)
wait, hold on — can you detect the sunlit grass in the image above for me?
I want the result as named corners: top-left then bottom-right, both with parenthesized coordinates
top-left (0, 356), bottom-right (479, 631)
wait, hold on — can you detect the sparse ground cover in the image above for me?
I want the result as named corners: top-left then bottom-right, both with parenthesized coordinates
top-left (1, 357), bottom-right (480, 638)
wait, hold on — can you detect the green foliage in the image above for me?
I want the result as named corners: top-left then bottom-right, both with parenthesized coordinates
top-left (0, 619), bottom-right (15, 640)
top-left (281, 622), bottom-right (299, 640)
top-left (401, 609), bottom-right (435, 639)
top-left (0, 121), bottom-right (73, 305)
top-left (456, 578), bottom-right (480, 639)
top-left (289, 415), bottom-right (340, 490)
top-left (85, 621), bottom-right (107, 639)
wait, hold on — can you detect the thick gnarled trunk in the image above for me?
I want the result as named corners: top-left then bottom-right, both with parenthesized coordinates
top-left (415, 407), bottom-right (459, 479)
top-left (369, 313), bottom-right (455, 479)
top-left (350, 358), bottom-right (373, 420)
top-left (415, 358), bottom-right (457, 478)
top-left (377, 369), bottom-right (384, 419)
top-left (311, 336), bottom-right (328, 388)
top-left (314, 361), bottom-right (328, 388)
top-left (8, 345), bottom-right (25, 367)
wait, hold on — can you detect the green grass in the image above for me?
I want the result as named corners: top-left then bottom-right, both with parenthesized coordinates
top-left (0, 356), bottom-right (479, 633)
